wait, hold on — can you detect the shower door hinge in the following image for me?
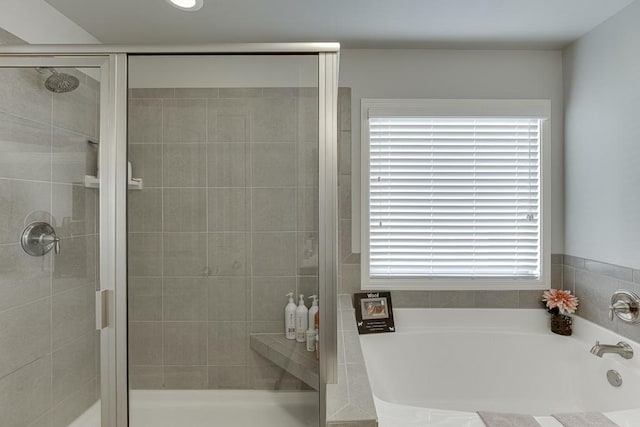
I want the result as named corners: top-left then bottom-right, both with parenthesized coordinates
top-left (96, 290), bottom-right (110, 330)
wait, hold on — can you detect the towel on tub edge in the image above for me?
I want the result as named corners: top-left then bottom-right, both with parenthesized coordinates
top-left (477, 411), bottom-right (541, 427)
top-left (552, 412), bottom-right (619, 427)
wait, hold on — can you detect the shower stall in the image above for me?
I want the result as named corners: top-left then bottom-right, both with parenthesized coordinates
top-left (0, 44), bottom-right (339, 427)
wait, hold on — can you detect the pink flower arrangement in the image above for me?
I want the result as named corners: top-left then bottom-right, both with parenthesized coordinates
top-left (542, 289), bottom-right (579, 315)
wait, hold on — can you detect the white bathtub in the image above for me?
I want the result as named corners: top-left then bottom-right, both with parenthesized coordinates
top-left (359, 309), bottom-right (640, 427)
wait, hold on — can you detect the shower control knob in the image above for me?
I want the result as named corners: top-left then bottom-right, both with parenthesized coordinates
top-left (21, 222), bottom-right (60, 257)
top-left (609, 290), bottom-right (640, 324)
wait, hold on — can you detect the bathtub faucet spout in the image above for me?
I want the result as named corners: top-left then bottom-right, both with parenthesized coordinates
top-left (590, 341), bottom-right (633, 359)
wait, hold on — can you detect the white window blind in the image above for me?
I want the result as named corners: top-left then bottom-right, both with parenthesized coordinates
top-left (368, 116), bottom-right (541, 279)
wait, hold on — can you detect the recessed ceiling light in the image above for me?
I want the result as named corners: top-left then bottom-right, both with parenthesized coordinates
top-left (166, 0), bottom-right (203, 11)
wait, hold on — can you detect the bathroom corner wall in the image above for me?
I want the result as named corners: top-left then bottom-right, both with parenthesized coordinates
top-left (0, 35), bottom-right (101, 427)
top-left (562, 0), bottom-right (640, 342)
top-left (127, 87), bottom-right (319, 390)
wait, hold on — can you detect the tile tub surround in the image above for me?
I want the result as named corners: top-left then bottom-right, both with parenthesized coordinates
top-left (560, 255), bottom-right (640, 344)
top-left (128, 87), bottom-right (343, 390)
top-left (0, 61), bottom-right (101, 426)
top-left (326, 294), bottom-right (377, 427)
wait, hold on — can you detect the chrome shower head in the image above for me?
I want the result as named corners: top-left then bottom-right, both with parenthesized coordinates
top-left (37, 68), bottom-right (80, 93)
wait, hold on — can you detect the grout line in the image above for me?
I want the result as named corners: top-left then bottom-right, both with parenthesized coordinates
top-left (160, 96), bottom-right (166, 388)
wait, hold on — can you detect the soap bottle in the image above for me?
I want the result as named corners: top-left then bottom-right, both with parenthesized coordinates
top-left (306, 328), bottom-right (316, 352)
top-left (308, 295), bottom-right (319, 331)
top-left (285, 292), bottom-right (296, 340)
top-left (295, 294), bottom-right (308, 343)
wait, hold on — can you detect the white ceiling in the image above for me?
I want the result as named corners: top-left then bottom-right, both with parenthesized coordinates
top-left (44, 0), bottom-right (635, 49)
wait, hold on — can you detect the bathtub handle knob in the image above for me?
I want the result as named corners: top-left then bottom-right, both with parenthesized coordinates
top-left (609, 290), bottom-right (640, 324)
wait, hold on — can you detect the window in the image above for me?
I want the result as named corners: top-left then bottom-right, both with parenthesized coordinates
top-left (361, 99), bottom-right (551, 290)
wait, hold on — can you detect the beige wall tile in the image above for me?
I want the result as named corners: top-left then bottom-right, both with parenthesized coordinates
top-left (0, 178), bottom-right (50, 245)
top-left (128, 144), bottom-right (163, 188)
top-left (0, 112), bottom-right (51, 181)
top-left (52, 285), bottom-right (94, 350)
top-left (52, 127), bottom-right (97, 184)
top-left (163, 322), bottom-right (207, 365)
top-left (164, 366), bottom-right (207, 389)
top-left (52, 333), bottom-right (96, 404)
top-left (128, 277), bottom-right (162, 321)
top-left (163, 278), bottom-right (208, 321)
top-left (49, 378), bottom-right (97, 427)
top-left (163, 189), bottom-right (207, 232)
top-left (251, 143), bottom-right (296, 186)
top-left (251, 188), bottom-right (296, 232)
top-left (52, 83), bottom-right (98, 138)
top-left (251, 97), bottom-right (296, 143)
top-left (251, 277), bottom-right (296, 321)
top-left (163, 232), bottom-right (208, 277)
top-left (207, 321), bottom-right (247, 365)
top-left (163, 99), bottom-right (207, 143)
top-left (208, 277), bottom-right (249, 321)
top-left (128, 233), bottom-right (162, 277)
top-left (128, 366), bottom-right (163, 389)
top-left (251, 232), bottom-right (296, 276)
top-left (208, 366), bottom-right (247, 389)
top-left (207, 98), bottom-right (251, 142)
top-left (0, 68), bottom-right (51, 124)
top-left (52, 235), bottom-right (95, 294)
top-left (0, 355), bottom-right (51, 427)
top-left (0, 244), bottom-right (51, 311)
top-left (297, 144), bottom-right (318, 188)
top-left (129, 322), bottom-right (163, 365)
top-left (162, 143), bottom-right (207, 187)
top-left (128, 99), bottom-right (162, 143)
top-left (207, 188), bottom-right (248, 232)
top-left (52, 185), bottom-right (97, 238)
top-left (0, 298), bottom-right (50, 379)
top-left (206, 142), bottom-right (247, 187)
top-left (208, 233), bottom-right (247, 276)
top-left (127, 188), bottom-right (162, 232)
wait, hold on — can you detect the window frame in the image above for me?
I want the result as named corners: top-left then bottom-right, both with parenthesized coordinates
top-left (360, 99), bottom-right (551, 291)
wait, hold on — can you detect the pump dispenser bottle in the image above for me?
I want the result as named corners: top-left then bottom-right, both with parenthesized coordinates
top-left (308, 295), bottom-right (319, 330)
top-left (284, 292), bottom-right (296, 340)
top-left (295, 294), bottom-right (308, 343)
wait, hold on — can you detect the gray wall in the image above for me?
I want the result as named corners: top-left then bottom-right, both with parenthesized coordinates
top-left (126, 87), bottom-right (320, 390)
top-left (561, 0), bottom-right (640, 341)
top-left (0, 30), bottom-right (100, 427)
top-left (563, 0), bottom-right (640, 270)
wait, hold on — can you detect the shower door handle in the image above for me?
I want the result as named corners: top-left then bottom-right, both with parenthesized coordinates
top-left (96, 290), bottom-right (110, 330)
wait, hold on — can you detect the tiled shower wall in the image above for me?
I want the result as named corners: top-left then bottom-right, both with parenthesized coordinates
top-left (0, 30), bottom-right (100, 427)
top-left (126, 87), bottom-right (323, 389)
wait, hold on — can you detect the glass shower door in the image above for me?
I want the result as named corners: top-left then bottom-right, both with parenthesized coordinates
top-left (0, 59), bottom-right (108, 427)
top-left (126, 54), bottom-right (321, 426)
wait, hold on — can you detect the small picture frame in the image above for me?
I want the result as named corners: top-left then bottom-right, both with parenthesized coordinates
top-left (353, 292), bottom-right (395, 334)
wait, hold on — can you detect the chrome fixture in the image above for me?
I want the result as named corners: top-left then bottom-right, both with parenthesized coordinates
top-left (590, 341), bottom-right (633, 359)
top-left (609, 289), bottom-right (640, 323)
top-left (36, 67), bottom-right (80, 93)
top-left (20, 222), bottom-right (60, 256)
top-left (607, 370), bottom-right (623, 387)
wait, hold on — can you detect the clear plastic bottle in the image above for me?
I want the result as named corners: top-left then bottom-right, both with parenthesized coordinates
top-left (295, 294), bottom-right (308, 343)
top-left (284, 292), bottom-right (296, 340)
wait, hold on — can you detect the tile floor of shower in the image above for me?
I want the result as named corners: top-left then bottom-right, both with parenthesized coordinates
top-left (70, 390), bottom-right (318, 427)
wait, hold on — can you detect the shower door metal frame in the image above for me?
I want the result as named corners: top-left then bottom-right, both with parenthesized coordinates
top-left (0, 43), bottom-right (340, 427)
top-left (0, 53), bottom-right (125, 427)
